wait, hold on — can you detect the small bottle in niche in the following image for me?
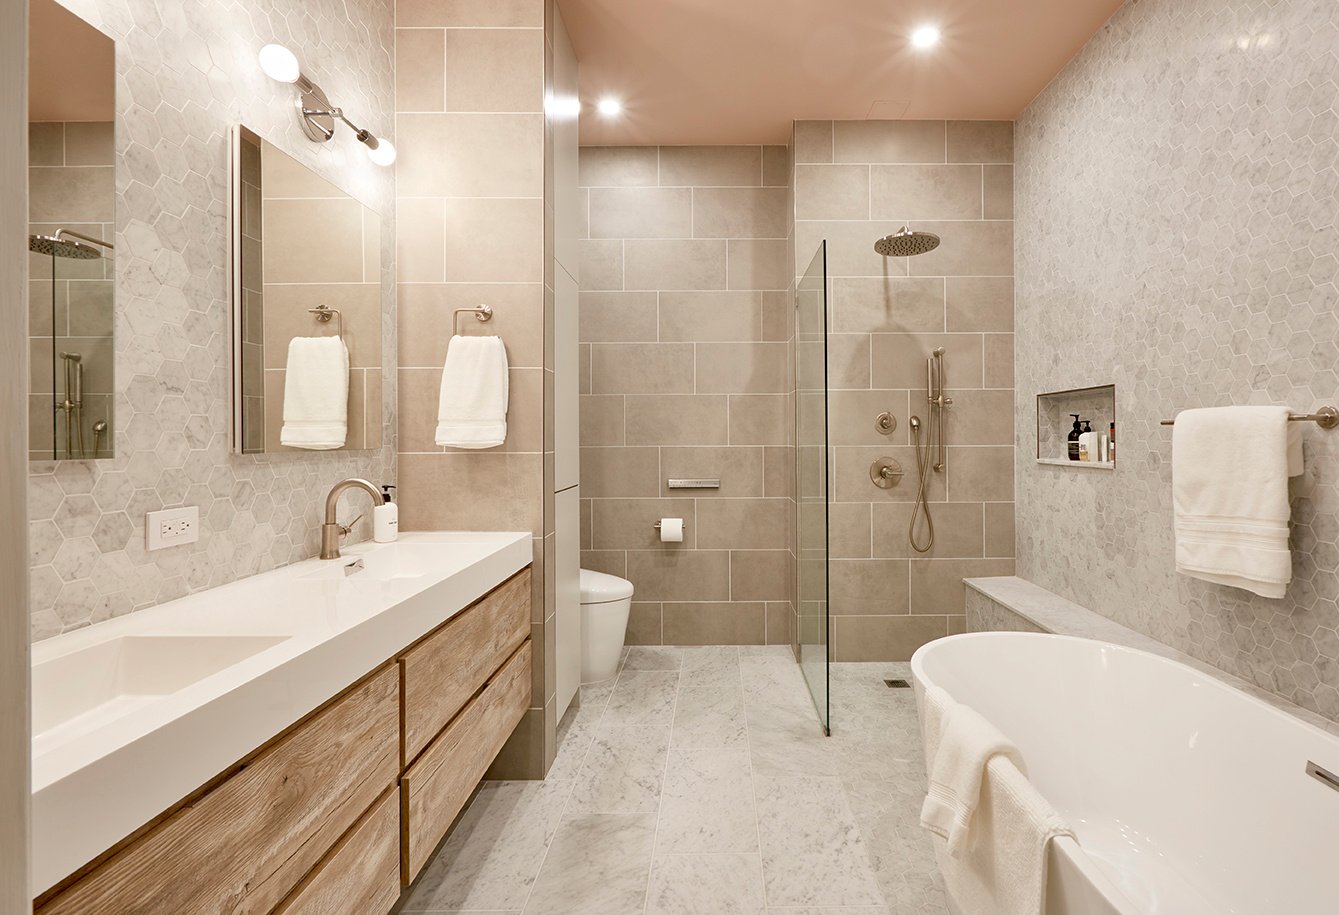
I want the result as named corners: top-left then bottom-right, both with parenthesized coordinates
top-left (1109, 422), bottom-right (1116, 462)
top-left (1068, 414), bottom-right (1082, 461)
top-left (1078, 420), bottom-right (1096, 462)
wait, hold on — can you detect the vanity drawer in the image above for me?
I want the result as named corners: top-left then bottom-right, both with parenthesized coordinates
top-left (401, 568), bottom-right (531, 764)
top-left (274, 787), bottom-right (401, 915)
top-left (38, 665), bottom-right (399, 915)
top-left (401, 639), bottom-right (532, 883)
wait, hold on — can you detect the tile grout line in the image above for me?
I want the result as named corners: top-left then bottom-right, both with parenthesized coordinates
top-left (743, 645), bottom-right (770, 910)
top-left (515, 669), bottom-right (617, 915)
top-left (642, 661), bottom-right (683, 912)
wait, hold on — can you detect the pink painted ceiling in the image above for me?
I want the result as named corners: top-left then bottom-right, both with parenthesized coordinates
top-left (29, 0), bottom-right (116, 123)
top-left (559, 0), bottom-right (1127, 145)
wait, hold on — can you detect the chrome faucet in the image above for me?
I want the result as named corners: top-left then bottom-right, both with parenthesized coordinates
top-left (320, 478), bottom-right (385, 560)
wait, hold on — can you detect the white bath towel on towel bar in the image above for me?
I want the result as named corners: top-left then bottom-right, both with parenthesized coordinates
top-left (436, 334), bottom-right (509, 449)
top-left (919, 685), bottom-right (1073, 915)
top-left (1173, 405), bottom-right (1303, 599)
top-left (280, 336), bottom-right (349, 450)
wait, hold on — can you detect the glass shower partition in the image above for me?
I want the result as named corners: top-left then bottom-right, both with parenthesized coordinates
top-left (795, 241), bottom-right (830, 733)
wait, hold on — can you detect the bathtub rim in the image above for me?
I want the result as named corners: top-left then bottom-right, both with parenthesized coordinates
top-left (911, 631), bottom-right (1339, 746)
top-left (909, 630), bottom-right (1339, 915)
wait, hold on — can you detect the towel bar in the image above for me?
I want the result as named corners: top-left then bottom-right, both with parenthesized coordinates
top-left (453, 304), bottom-right (494, 335)
top-left (308, 304), bottom-right (342, 338)
top-left (1160, 406), bottom-right (1338, 429)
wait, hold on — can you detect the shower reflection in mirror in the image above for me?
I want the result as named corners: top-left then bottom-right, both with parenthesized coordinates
top-left (27, 0), bottom-right (117, 460)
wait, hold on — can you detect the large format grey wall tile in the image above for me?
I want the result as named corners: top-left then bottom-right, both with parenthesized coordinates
top-left (580, 146), bottom-right (794, 646)
top-left (794, 119), bottom-right (1016, 661)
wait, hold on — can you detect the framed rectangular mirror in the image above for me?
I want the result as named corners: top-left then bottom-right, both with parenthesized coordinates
top-left (229, 126), bottom-right (384, 454)
top-left (27, 0), bottom-right (116, 461)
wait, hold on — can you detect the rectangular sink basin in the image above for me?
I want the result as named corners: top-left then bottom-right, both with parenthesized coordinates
top-left (32, 635), bottom-right (287, 746)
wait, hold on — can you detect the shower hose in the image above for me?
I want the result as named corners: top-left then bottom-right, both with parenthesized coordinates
top-left (909, 416), bottom-right (935, 553)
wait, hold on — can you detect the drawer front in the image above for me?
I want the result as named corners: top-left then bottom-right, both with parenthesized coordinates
top-left (273, 788), bottom-right (401, 915)
top-left (401, 640), bottom-right (532, 883)
top-left (401, 568), bottom-right (531, 764)
top-left (38, 666), bottom-right (400, 915)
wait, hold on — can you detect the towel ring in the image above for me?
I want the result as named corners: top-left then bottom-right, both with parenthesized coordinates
top-left (453, 304), bottom-right (493, 335)
top-left (308, 304), bottom-right (343, 338)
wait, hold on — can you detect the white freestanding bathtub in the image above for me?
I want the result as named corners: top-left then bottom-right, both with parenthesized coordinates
top-left (910, 632), bottom-right (1339, 915)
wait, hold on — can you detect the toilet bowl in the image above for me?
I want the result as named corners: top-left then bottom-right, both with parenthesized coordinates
top-left (579, 569), bottom-right (634, 684)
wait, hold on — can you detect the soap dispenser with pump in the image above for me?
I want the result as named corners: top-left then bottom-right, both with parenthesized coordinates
top-left (374, 484), bottom-right (398, 543)
top-left (1067, 414), bottom-right (1082, 461)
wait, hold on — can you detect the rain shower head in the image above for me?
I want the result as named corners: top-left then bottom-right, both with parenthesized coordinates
top-left (28, 229), bottom-right (113, 260)
top-left (874, 226), bottom-right (941, 257)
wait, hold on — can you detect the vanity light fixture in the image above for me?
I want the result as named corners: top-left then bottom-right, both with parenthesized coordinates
top-left (258, 43), bottom-right (396, 166)
top-left (911, 24), bottom-right (942, 49)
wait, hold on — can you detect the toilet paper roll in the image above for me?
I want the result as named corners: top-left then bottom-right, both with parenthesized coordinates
top-left (658, 518), bottom-right (684, 542)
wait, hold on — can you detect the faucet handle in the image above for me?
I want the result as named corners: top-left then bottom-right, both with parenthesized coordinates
top-left (337, 513), bottom-right (364, 537)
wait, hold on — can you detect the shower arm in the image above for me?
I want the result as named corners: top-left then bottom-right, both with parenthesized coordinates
top-left (55, 228), bottom-right (114, 251)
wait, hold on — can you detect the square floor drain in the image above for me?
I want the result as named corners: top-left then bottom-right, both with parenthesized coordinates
top-left (883, 678), bottom-right (911, 689)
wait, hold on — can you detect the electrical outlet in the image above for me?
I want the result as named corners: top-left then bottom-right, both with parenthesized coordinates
top-left (146, 506), bottom-right (200, 551)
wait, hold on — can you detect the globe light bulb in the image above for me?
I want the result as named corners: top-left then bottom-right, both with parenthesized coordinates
top-left (258, 44), bottom-right (301, 83)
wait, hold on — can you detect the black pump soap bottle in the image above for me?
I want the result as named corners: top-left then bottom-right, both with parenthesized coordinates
top-left (1067, 414), bottom-right (1082, 461)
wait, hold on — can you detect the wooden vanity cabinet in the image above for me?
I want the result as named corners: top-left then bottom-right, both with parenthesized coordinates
top-left (401, 639), bottom-right (532, 882)
top-left (33, 567), bottom-right (533, 915)
top-left (36, 666), bottom-right (400, 915)
top-left (401, 569), bottom-right (531, 765)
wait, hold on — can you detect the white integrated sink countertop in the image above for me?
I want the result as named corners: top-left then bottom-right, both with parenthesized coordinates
top-left (30, 531), bottom-right (532, 893)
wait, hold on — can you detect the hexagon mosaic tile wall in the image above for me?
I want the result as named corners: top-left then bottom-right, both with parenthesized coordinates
top-left (28, 0), bottom-right (396, 639)
top-left (1015, 0), bottom-right (1339, 721)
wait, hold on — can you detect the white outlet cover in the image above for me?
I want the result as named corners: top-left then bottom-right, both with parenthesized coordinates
top-left (146, 506), bottom-right (200, 551)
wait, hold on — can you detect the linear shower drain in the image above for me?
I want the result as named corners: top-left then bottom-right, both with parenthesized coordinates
top-left (883, 678), bottom-right (911, 689)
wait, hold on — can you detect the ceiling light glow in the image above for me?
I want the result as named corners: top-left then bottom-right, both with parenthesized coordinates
top-left (911, 25), bottom-right (941, 49)
top-left (597, 96), bottom-right (623, 117)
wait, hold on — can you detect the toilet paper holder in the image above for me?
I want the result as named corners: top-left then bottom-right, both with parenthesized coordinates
top-left (651, 520), bottom-right (688, 530)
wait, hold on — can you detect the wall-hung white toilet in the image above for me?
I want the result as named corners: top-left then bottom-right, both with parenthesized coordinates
top-left (579, 569), bottom-right (634, 683)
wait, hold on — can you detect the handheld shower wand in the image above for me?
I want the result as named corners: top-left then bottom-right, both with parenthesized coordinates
top-left (909, 348), bottom-right (951, 553)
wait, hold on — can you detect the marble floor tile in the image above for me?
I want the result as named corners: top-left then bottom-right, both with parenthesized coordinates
top-left (656, 747), bottom-right (758, 853)
top-left (741, 656), bottom-right (812, 709)
top-left (521, 813), bottom-right (657, 915)
top-left (646, 854), bottom-right (767, 914)
top-left (624, 645), bottom-right (685, 670)
top-left (410, 659), bottom-right (948, 914)
top-left (739, 645), bottom-right (796, 659)
top-left (401, 779), bottom-right (573, 912)
top-left (672, 686), bottom-right (748, 748)
top-left (603, 669), bottom-right (682, 727)
top-left (746, 701), bottom-right (838, 777)
top-left (680, 645), bottom-right (742, 687)
top-left (754, 775), bottom-right (884, 908)
top-left (568, 724), bottom-right (671, 815)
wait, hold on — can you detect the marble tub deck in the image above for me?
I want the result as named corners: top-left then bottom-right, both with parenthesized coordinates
top-left (400, 647), bottom-right (947, 914)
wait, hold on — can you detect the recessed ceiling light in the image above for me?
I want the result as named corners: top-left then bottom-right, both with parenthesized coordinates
top-left (911, 25), bottom-right (941, 49)
top-left (597, 96), bottom-right (623, 117)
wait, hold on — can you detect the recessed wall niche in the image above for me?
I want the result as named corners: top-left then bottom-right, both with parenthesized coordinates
top-left (1036, 384), bottom-right (1116, 468)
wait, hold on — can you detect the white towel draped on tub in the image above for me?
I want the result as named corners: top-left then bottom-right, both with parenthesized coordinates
top-left (1173, 406), bottom-right (1303, 599)
top-left (919, 685), bottom-right (1074, 915)
top-left (435, 335), bottom-right (509, 449)
top-left (280, 336), bottom-right (348, 450)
